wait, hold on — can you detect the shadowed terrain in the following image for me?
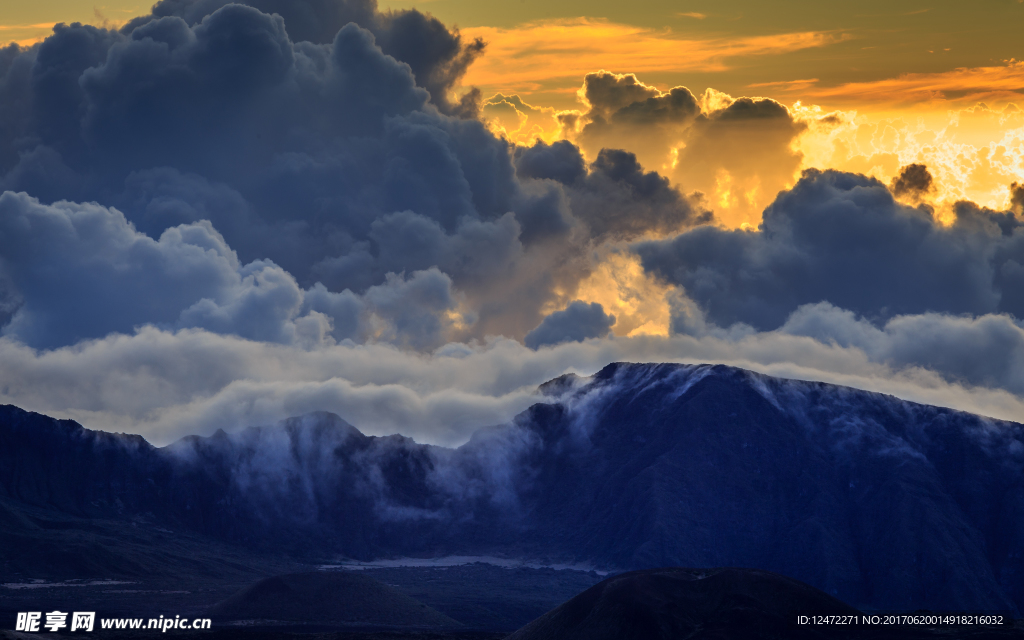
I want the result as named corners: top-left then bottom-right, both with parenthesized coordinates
top-left (507, 567), bottom-right (859, 640)
top-left (506, 568), bottom-right (1022, 640)
top-left (2, 362), bottom-right (1023, 619)
top-left (209, 571), bottom-right (459, 628)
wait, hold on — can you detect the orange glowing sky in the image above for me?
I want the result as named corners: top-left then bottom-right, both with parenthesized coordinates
top-left (378, 0), bottom-right (1024, 111)
top-left (5, 1), bottom-right (1023, 106)
top-left (384, 1), bottom-right (1024, 222)
top-left (4, 2), bottom-right (1021, 220)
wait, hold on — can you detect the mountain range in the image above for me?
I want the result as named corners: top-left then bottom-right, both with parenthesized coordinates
top-left (1, 362), bottom-right (1021, 615)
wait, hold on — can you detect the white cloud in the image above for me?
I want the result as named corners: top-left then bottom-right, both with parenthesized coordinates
top-left (3, 318), bottom-right (1023, 447)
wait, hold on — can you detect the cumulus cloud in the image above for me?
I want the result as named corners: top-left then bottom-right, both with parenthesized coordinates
top-left (779, 302), bottom-right (1024, 395)
top-left (572, 149), bottom-right (712, 240)
top-left (515, 143), bottom-right (712, 241)
top-left (0, 192), bottom-right (473, 351)
top-left (890, 163), bottom-right (935, 201)
top-left (0, 3), bottom-right (629, 347)
top-left (636, 168), bottom-right (1024, 330)
top-left (560, 72), bottom-right (806, 226)
top-left (566, 72), bottom-right (687, 168)
top-left (669, 93), bottom-right (806, 226)
top-left (514, 140), bottom-right (587, 185)
top-left (0, 191), bottom-right (246, 348)
top-left (124, 0), bottom-right (484, 117)
top-left (524, 301), bottom-right (616, 349)
top-left (574, 71), bottom-right (701, 171)
top-left (361, 268), bottom-right (461, 350)
top-left (2, 10), bottom-right (422, 254)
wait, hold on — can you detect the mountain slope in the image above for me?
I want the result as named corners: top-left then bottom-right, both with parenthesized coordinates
top-left (1, 362), bottom-right (1021, 614)
top-left (208, 571), bottom-right (461, 627)
top-left (505, 567), bottom-right (859, 640)
top-left (512, 364), bottom-right (1024, 613)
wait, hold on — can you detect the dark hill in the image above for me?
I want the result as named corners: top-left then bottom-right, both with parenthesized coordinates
top-left (505, 568), bottom-right (1024, 640)
top-left (208, 570), bottom-right (460, 627)
top-left (1, 362), bottom-right (1023, 615)
top-left (505, 567), bottom-right (859, 640)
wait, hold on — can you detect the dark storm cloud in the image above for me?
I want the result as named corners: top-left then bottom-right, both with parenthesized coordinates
top-left (1011, 182), bottom-right (1024, 215)
top-left (0, 3), bottom-right (509, 257)
top-left (891, 163), bottom-right (935, 200)
top-left (572, 149), bottom-right (712, 240)
top-left (0, 191), bottom-right (246, 348)
top-left (124, 0), bottom-right (485, 117)
top-left (122, 0), bottom-right (376, 44)
top-left (515, 143), bottom-right (712, 241)
top-left (514, 140), bottom-right (587, 186)
top-left (524, 301), bottom-right (616, 349)
top-left (0, 27), bottom-right (122, 204)
top-left (0, 191), bottom-right (471, 351)
top-left (371, 10), bottom-right (486, 119)
top-left (636, 169), bottom-right (1024, 331)
top-left (114, 168), bottom-right (257, 253)
top-left (0, 44), bottom-right (37, 176)
top-left (0, 3), bottom-right (607, 347)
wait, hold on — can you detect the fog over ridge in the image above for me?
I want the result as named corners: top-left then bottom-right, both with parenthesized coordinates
top-left (7, 361), bottom-right (1020, 612)
top-left (4, 323), bottom-right (1024, 446)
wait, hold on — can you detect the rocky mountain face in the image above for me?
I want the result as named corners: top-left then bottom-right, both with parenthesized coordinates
top-left (1, 362), bottom-right (1022, 614)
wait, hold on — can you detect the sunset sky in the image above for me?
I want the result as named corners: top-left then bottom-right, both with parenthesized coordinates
top-left (6, 1), bottom-right (1022, 219)
top-left (8, 1), bottom-right (1023, 103)
top-left (0, 0), bottom-right (1023, 444)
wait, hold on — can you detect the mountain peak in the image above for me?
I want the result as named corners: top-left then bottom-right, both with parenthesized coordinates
top-left (1, 365), bottom-right (1022, 614)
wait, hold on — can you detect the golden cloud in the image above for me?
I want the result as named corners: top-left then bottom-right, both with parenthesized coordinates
top-left (794, 60), bottom-right (1024, 106)
top-left (460, 18), bottom-right (840, 92)
top-left (793, 101), bottom-right (1024, 214)
top-left (481, 93), bottom-right (564, 144)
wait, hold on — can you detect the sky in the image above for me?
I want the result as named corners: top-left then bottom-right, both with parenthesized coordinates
top-left (0, 0), bottom-right (1023, 445)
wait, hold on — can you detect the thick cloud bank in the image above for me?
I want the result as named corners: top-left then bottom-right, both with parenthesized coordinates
top-left (5, 324), bottom-right (1024, 447)
top-left (0, 1), bottom-right (1023, 441)
top-left (124, 0), bottom-right (485, 117)
top-left (0, 2), bottom-right (715, 352)
top-left (637, 169), bottom-right (1024, 330)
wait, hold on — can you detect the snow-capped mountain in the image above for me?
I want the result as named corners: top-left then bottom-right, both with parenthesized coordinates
top-left (2, 362), bottom-right (1021, 614)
